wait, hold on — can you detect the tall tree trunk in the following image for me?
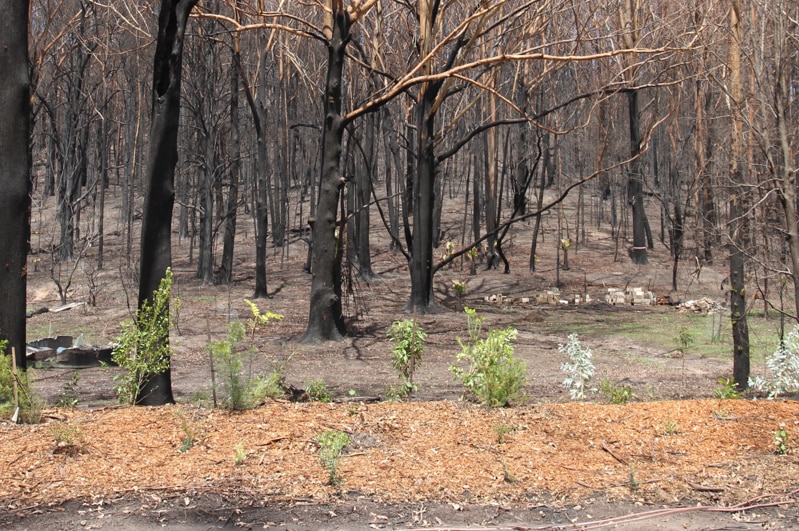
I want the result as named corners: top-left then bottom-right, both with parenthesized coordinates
top-left (197, 125), bottom-right (215, 285)
top-left (728, 0), bottom-right (749, 389)
top-left (251, 42), bottom-right (270, 298)
top-left (406, 81), bottom-right (440, 313)
top-left (137, 0), bottom-right (198, 405)
top-left (627, 89), bottom-right (649, 265)
top-left (302, 3), bottom-right (350, 342)
top-left (355, 114), bottom-right (375, 279)
top-left (218, 45), bottom-right (241, 285)
top-left (0, 0), bottom-right (32, 370)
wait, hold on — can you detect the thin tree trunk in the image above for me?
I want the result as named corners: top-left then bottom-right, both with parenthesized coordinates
top-left (728, 0), bottom-right (750, 389)
top-left (218, 44), bottom-right (241, 285)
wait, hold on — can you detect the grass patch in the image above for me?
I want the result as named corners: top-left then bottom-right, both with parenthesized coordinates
top-left (544, 307), bottom-right (778, 364)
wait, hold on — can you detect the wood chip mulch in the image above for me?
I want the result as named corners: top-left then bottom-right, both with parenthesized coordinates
top-left (1, 399), bottom-right (797, 508)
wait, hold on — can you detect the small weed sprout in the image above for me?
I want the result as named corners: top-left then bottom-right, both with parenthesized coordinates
top-left (467, 247), bottom-right (479, 275)
top-left (674, 327), bottom-right (695, 357)
top-left (175, 411), bottom-right (203, 453)
top-left (56, 372), bottom-right (80, 409)
top-left (387, 319), bottom-right (426, 400)
top-left (714, 377), bottom-right (741, 399)
top-left (494, 425), bottom-right (515, 444)
top-left (599, 378), bottom-right (635, 404)
top-left (50, 423), bottom-right (84, 455)
top-left (249, 364), bottom-right (289, 402)
top-left (627, 466), bottom-right (639, 493)
top-left (749, 325), bottom-right (799, 398)
top-left (774, 426), bottom-right (790, 455)
top-left (450, 307), bottom-right (526, 407)
top-left (657, 420), bottom-right (679, 436)
top-left (559, 334), bottom-right (596, 400)
top-left (317, 430), bottom-right (351, 485)
top-left (305, 379), bottom-right (332, 403)
top-left (452, 279), bottom-right (467, 299)
top-left (233, 442), bottom-right (247, 465)
top-left (112, 269), bottom-right (174, 405)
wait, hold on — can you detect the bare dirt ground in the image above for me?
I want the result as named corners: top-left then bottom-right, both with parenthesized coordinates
top-left (4, 188), bottom-right (799, 529)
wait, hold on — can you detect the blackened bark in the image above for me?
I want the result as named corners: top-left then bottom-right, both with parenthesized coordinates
top-left (137, 0), bottom-right (198, 405)
top-left (302, 7), bottom-right (350, 342)
top-left (217, 48), bottom-right (241, 285)
top-left (728, 0), bottom-right (749, 389)
top-left (0, 1), bottom-right (32, 370)
top-left (355, 114), bottom-right (375, 279)
top-left (406, 82), bottom-right (440, 313)
top-left (627, 90), bottom-right (649, 265)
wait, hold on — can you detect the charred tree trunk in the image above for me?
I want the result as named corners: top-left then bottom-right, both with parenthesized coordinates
top-left (627, 90), bottom-right (649, 265)
top-left (0, 0), bottom-right (32, 370)
top-left (136, 0), bottom-right (198, 405)
top-left (302, 5), bottom-right (350, 342)
top-left (406, 80), bottom-right (441, 313)
top-left (728, 0), bottom-right (749, 389)
top-left (217, 46), bottom-right (241, 285)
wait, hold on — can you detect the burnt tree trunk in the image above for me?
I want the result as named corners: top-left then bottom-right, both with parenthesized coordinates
top-left (406, 79), bottom-right (441, 313)
top-left (627, 90), bottom-right (649, 265)
top-left (302, 6), bottom-right (350, 342)
top-left (0, 0), bottom-right (32, 370)
top-left (728, 0), bottom-right (749, 389)
top-left (217, 45), bottom-right (241, 285)
top-left (136, 0), bottom-right (198, 405)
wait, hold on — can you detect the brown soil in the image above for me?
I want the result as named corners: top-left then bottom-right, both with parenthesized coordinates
top-left (7, 189), bottom-right (799, 529)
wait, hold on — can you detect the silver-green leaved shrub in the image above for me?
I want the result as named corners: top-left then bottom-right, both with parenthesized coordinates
top-left (450, 307), bottom-right (526, 407)
top-left (749, 325), bottom-right (799, 399)
top-left (560, 333), bottom-right (596, 400)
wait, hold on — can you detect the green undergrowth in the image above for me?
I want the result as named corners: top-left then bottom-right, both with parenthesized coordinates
top-left (546, 308), bottom-right (778, 364)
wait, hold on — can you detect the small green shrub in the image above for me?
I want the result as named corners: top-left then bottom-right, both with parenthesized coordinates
top-left (494, 425), bottom-right (515, 444)
top-left (249, 364), bottom-right (289, 402)
top-left (209, 321), bottom-right (252, 410)
top-left (387, 319), bottom-right (426, 400)
top-left (657, 420), bottom-right (679, 436)
top-left (774, 426), bottom-right (790, 455)
top-left (714, 377), bottom-right (741, 399)
top-left (674, 327), bottom-right (695, 357)
top-left (559, 333), bottom-right (595, 400)
top-left (55, 372), bottom-right (80, 409)
top-left (112, 268), bottom-right (174, 405)
top-left (210, 317), bottom-right (290, 409)
top-left (749, 325), bottom-right (799, 398)
top-left (233, 442), bottom-right (247, 465)
top-left (317, 430), bottom-right (351, 485)
top-left (175, 411), bottom-right (203, 453)
top-left (450, 307), bottom-right (526, 407)
top-left (599, 378), bottom-right (635, 404)
top-left (0, 345), bottom-right (44, 423)
top-left (50, 423), bottom-right (85, 455)
top-left (305, 378), bottom-right (332, 403)
top-left (452, 279), bottom-right (467, 298)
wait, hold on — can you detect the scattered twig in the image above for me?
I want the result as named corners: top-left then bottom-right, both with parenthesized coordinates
top-left (688, 482), bottom-right (725, 492)
top-left (600, 440), bottom-right (627, 465)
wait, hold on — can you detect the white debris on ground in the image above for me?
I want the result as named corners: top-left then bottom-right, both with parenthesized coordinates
top-left (483, 288), bottom-right (591, 306)
top-left (677, 297), bottom-right (725, 314)
top-left (604, 287), bottom-right (656, 306)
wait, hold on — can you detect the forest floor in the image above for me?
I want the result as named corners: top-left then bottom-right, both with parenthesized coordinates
top-left (3, 188), bottom-right (799, 529)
